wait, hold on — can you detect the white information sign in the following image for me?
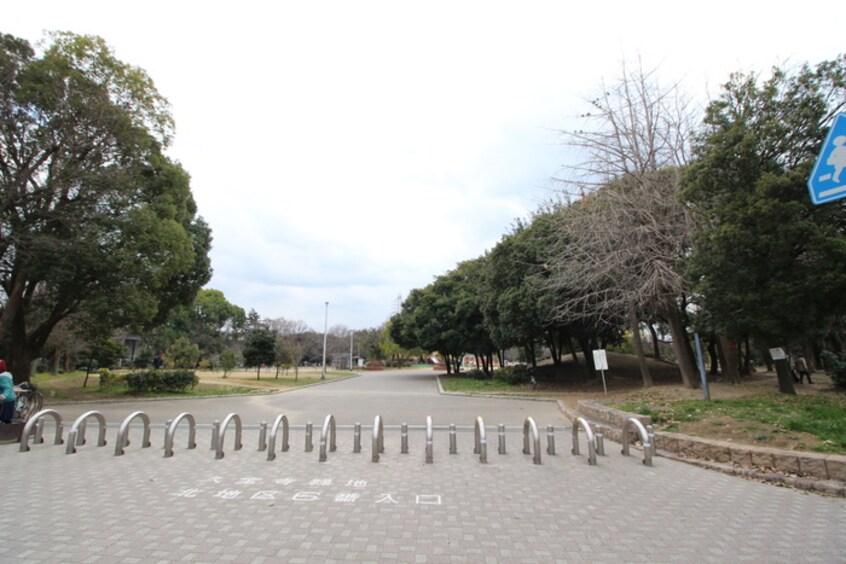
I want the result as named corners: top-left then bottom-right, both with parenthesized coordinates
top-left (592, 349), bottom-right (609, 371)
top-left (769, 348), bottom-right (786, 361)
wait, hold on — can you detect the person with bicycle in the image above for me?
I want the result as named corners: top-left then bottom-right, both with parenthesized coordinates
top-left (0, 359), bottom-right (15, 424)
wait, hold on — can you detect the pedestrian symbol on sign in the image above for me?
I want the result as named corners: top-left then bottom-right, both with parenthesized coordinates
top-left (808, 113), bottom-right (846, 204)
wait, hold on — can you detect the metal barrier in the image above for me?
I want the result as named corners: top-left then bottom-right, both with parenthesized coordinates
top-left (114, 411), bottom-right (152, 456)
top-left (319, 415), bottom-right (337, 462)
top-left (546, 424), bottom-right (556, 455)
top-left (449, 423), bottom-right (457, 454)
top-left (498, 423), bottom-right (507, 455)
top-left (354, 422), bottom-right (362, 453)
top-left (400, 423), bottom-right (409, 454)
top-left (305, 422), bottom-right (313, 452)
top-left (258, 421), bottom-right (267, 451)
top-left (425, 416), bottom-right (433, 464)
top-left (215, 413), bottom-right (243, 460)
top-left (474, 416), bottom-right (487, 463)
top-left (522, 417), bottom-right (541, 465)
top-left (621, 417), bottom-right (653, 467)
top-left (570, 417), bottom-right (597, 466)
top-left (371, 415), bottom-right (385, 462)
top-left (266, 414), bottom-right (290, 461)
top-left (66, 411), bottom-right (107, 454)
top-left (20, 409), bottom-right (63, 452)
top-left (164, 412), bottom-right (197, 458)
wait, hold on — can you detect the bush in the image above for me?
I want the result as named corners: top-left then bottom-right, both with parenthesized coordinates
top-left (820, 351), bottom-right (846, 391)
top-left (125, 369), bottom-right (199, 394)
top-left (494, 364), bottom-right (532, 385)
top-left (464, 368), bottom-right (487, 380)
top-left (98, 369), bottom-right (125, 388)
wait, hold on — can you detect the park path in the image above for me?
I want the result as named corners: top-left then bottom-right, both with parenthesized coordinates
top-left (50, 368), bottom-right (568, 428)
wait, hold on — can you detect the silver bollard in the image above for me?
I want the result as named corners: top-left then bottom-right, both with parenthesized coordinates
top-left (498, 424), bottom-right (506, 455)
top-left (547, 424), bottom-right (556, 455)
top-left (210, 420), bottom-right (220, 450)
top-left (163, 419), bottom-right (172, 449)
top-left (449, 424), bottom-right (457, 454)
top-left (595, 426), bottom-right (606, 456)
top-left (258, 421), bottom-right (267, 451)
top-left (353, 422), bottom-right (361, 453)
top-left (305, 422), bottom-right (313, 452)
top-left (401, 423), bottom-right (408, 454)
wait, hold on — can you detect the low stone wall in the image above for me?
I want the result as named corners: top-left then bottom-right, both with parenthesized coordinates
top-left (576, 400), bottom-right (846, 482)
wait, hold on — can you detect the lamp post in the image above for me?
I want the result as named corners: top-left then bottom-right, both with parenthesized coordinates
top-left (321, 301), bottom-right (329, 380)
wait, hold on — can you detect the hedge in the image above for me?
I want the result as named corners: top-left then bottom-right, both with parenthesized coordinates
top-left (125, 370), bottom-right (199, 393)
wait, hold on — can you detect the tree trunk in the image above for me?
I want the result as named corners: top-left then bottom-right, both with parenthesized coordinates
top-left (567, 338), bottom-right (580, 365)
top-left (648, 323), bottom-right (661, 359)
top-left (629, 306), bottom-right (653, 387)
top-left (719, 336), bottom-right (740, 384)
top-left (769, 349), bottom-right (797, 395)
top-left (707, 335), bottom-right (719, 376)
top-left (664, 305), bottom-right (697, 388)
top-left (578, 336), bottom-right (596, 377)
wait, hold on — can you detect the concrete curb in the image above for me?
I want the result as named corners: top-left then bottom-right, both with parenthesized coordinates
top-left (41, 372), bottom-right (362, 408)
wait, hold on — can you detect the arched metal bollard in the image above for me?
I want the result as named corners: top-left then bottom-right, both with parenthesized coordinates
top-left (449, 424), bottom-right (457, 454)
top-left (215, 413), bottom-right (243, 460)
top-left (20, 409), bottom-right (64, 452)
top-left (546, 424), bottom-right (556, 455)
top-left (372, 415), bottom-right (385, 462)
top-left (522, 417), bottom-right (542, 465)
top-left (164, 412), bottom-right (197, 458)
top-left (401, 423), bottom-right (409, 454)
top-left (570, 417), bottom-right (597, 466)
top-left (498, 423), bottom-right (506, 455)
top-left (621, 417), bottom-right (653, 467)
top-left (474, 416), bottom-right (487, 463)
top-left (114, 411), bottom-right (152, 456)
top-left (258, 421), bottom-right (268, 451)
top-left (319, 415), bottom-right (337, 462)
top-left (353, 422), bottom-right (361, 453)
top-left (305, 422), bottom-right (313, 452)
top-left (425, 416), bottom-right (433, 464)
top-left (163, 419), bottom-right (173, 449)
top-left (66, 411), bottom-right (107, 454)
top-left (266, 414), bottom-right (289, 461)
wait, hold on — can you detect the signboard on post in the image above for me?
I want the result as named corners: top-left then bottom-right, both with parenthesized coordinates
top-left (592, 349), bottom-right (608, 395)
top-left (808, 112), bottom-right (846, 204)
top-left (769, 348), bottom-right (787, 361)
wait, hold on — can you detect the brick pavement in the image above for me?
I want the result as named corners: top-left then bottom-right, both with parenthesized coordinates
top-left (2, 421), bottom-right (845, 563)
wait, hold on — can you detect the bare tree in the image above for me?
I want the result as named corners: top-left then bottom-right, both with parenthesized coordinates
top-left (546, 62), bottom-right (699, 388)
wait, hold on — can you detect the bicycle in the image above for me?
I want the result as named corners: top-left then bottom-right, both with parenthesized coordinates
top-left (13, 382), bottom-right (43, 422)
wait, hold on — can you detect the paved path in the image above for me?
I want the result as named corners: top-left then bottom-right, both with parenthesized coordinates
top-left (51, 368), bottom-right (569, 428)
top-left (2, 369), bottom-right (844, 563)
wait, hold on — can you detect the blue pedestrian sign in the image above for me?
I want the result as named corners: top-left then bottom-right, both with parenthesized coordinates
top-left (808, 112), bottom-right (846, 204)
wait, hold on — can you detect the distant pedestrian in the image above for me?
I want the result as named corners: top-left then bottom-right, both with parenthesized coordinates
top-left (0, 359), bottom-right (16, 423)
top-left (153, 354), bottom-right (164, 369)
top-left (794, 354), bottom-right (813, 384)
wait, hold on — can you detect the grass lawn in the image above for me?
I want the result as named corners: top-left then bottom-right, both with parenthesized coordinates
top-left (32, 367), bottom-right (355, 402)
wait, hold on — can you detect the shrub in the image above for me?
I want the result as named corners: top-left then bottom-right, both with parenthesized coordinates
top-left (820, 351), bottom-right (846, 391)
top-left (464, 368), bottom-right (487, 380)
top-left (494, 364), bottom-right (532, 385)
top-left (98, 369), bottom-right (125, 388)
top-left (125, 369), bottom-right (199, 393)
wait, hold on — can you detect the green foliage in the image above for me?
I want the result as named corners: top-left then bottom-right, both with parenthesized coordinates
top-left (220, 350), bottom-right (237, 376)
top-left (242, 329), bottom-right (277, 378)
top-left (0, 31), bottom-right (212, 380)
top-left (98, 369), bottom-right (125, 389)
top-left (166, 337), bottom-right (201, 369)
top-left (494, 365), bottom-right (533, 385)
top-left (125, 369), bottom-right (198, 393)
top-left (464, 368), bottom-right (487, 380)
top-left (682, 57), bottom-right (846, 346)
top-left (820, 351), bottom-right (846, 390)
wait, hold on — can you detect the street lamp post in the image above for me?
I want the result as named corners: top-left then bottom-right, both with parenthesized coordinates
top-left (321, 301), bottom-right (329, 380)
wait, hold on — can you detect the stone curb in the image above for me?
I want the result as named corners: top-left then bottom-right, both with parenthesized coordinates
top-left (40, 372), bottom-right (362, 408)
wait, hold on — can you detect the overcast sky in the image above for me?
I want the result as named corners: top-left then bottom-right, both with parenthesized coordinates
top-left (5, 1), bottom-right (841, 331)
